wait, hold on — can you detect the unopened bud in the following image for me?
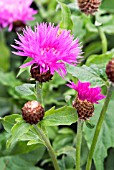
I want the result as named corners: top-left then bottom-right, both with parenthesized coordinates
top-left (106, 58), bottom-right (114, 83)
top-left (21, 100), bottom-right (44, 124)
top-left (77, 0), bottom-right (101, 15)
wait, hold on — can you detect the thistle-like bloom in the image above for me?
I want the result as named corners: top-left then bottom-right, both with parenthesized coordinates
top-left (0, 0), bottom-right (37, 31)
top-left (12, 23), bottom-right (82, 77)
top-left (67, 80), bottom-right (105, 120)
top-left (67, 80), bottom-right (105, 104)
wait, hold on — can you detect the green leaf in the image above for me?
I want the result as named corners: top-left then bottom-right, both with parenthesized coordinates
top-left (0, 146), bottom-right (45, 170)
top-left (57, 0), bottom-right (73, 31)
top-left (72, 15), bottom-right (86, 40)
top-left (43, 72), bottom-right (66, 106)
top-left (0, 42), bottom-right (10, 71)
top-left (53, 128), bottom-right (75, 150)
top-left (105, 148), bottom-right (114, 170)
top-left (83, 100), bottom-right (114, 170)
top-left (101, 0), bottom-right (114, 13)
top-left (2, 114), bottom-right (21, 133)
top-left (86, 50), bottom-right (114, 66)
top-left (84, 41), bottom-right (102, 58)
top-left (45, 126), bottom-right (58, 140)
top-left (16, 57), bottom-right (32, 77)
top-left (95, 11), bottom-right (114, 34)
top-left (0, 71), bottom-right (21, 87)
top-left (66, 64), bottom-right (106, 87)
top-left (15, 83), bottom-right (35, 96)
top-left (0, 97), bottom-right (11, 116)
top-left (42, 106), bottom-right (78, 126)
top-left (7, 121), bottom-right (31, 148)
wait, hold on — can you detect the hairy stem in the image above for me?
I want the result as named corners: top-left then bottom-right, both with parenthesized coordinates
top-left (34, 125), bottom-right (60, 170)
top-left (86, 83), bottom-right (114, 170)
top-left (76, 119), bottom-right (84, 170)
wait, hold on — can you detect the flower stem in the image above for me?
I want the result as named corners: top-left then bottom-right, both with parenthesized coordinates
top-left (86, 83), bottom-right (114, 170)
top-left (34, 125), bottom-right (60, 170)
top-left (76, 119), bottom-right (84, 170)
top-left (98, 27), bottom-right (107, 54)
top-left (36, 81), bottom-right (44, 107)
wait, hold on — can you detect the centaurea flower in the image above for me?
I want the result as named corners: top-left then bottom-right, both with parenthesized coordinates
top-left (12, 23), bottom-right (82, 81)
top-left (67, 80), bottom-right (105, 120)
top-left (0, 0), bottom-right (37, 31)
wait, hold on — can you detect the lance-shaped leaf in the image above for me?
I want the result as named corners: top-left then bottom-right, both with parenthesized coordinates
top-left (42, 106), bottom-right (78, 126)
top-left (57, 0), bottom-right (73, 31)
top-left (66, 64), bottom-right (107, 87)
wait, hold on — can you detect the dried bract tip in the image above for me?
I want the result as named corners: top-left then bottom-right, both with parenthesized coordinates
top-left (73, 97), bottom-right (94, 120)
top-left (106, 58), bottom-right (114, 83)
top-left (30, 64), bottom-right (53, 83)
top-left (77, 0), bottom-right (101, 15)
top-left (22, 101), bottom-right (44, 124)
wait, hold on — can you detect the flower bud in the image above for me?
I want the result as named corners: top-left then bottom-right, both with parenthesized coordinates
top-left (21, 101), bottom-right (44, 124)
top-left (77, 0), bottom-right (101, 15)
top-left (30, 63), bottom-right (53, 83)
top-left (106, 58), bottom-right (114, 83)
top-left (73, 97), bottom-right (94, 120)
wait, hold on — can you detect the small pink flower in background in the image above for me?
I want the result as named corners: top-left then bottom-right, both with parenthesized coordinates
top-left (0, 0), bottom-right (37, 31)
top-left (12, 23), bottom-right (82, 77)
top-left (67, 80), bottom-right (105, 104)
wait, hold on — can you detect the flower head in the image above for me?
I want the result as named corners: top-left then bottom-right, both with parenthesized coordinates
top-left (12, 23), bottom-right (82, 77)
top-left (67, 80), bottom-right (105, 104)
top-left (22, 101), bottom-right (44, 124)
top-left (0, 0), bottom-right (37, 31)
top-left (67, 80), bottom-right (105, 120)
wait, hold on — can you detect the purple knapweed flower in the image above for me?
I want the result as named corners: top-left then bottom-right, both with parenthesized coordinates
top-left (67, 80), bottom-right (105, 120)
top-left (0, 0), bottom-right (37, 31)
top-left (12, 23), bottom-right (82, 77)
top-left (67, 80), bottom-right (105, 104)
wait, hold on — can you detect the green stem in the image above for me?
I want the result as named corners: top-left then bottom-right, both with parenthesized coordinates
top-left (36, 81), bottom-right (44, 107)
top-left (76, 119), bottom-right (84, 170)
top-left (34, 125), bottom-right (60, 170)
top-left (98, 27), bottom-right (107, 54)
top-left (86, 83), bottom-right (114, 170)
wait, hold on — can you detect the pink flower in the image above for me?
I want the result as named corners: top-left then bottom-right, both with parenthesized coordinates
top-left (0, 0), bottom-right (37, 31)
top-left (12, 23), bottom-right (82, 77)
top-left (67, 80), bottom-right (105, 104)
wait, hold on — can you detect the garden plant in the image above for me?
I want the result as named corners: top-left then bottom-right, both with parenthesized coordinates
top-left (0, 0), bottom-right (114, 170)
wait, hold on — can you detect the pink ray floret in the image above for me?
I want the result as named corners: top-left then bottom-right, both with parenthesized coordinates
top-left (12, 23), bottom-right (82, 76)
top-left (67, 80), bottom-right (105, 104)
top-left (0, 0), bottom-right (37, 31)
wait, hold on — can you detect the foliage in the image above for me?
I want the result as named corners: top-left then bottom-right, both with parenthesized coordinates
top-left (0, 0), bottom-right (114, 170)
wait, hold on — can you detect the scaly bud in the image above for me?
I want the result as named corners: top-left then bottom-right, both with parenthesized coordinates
top-left (22, 101), bottom-right (44, 124)
top-left (106, 58), bottom-right (114, 83)
top-left (30, 63), bottom-right (53, 83)
top-left (73, 97), bottom-right (94, 120)
top-left (77, 0), bottom-right (101, 15)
